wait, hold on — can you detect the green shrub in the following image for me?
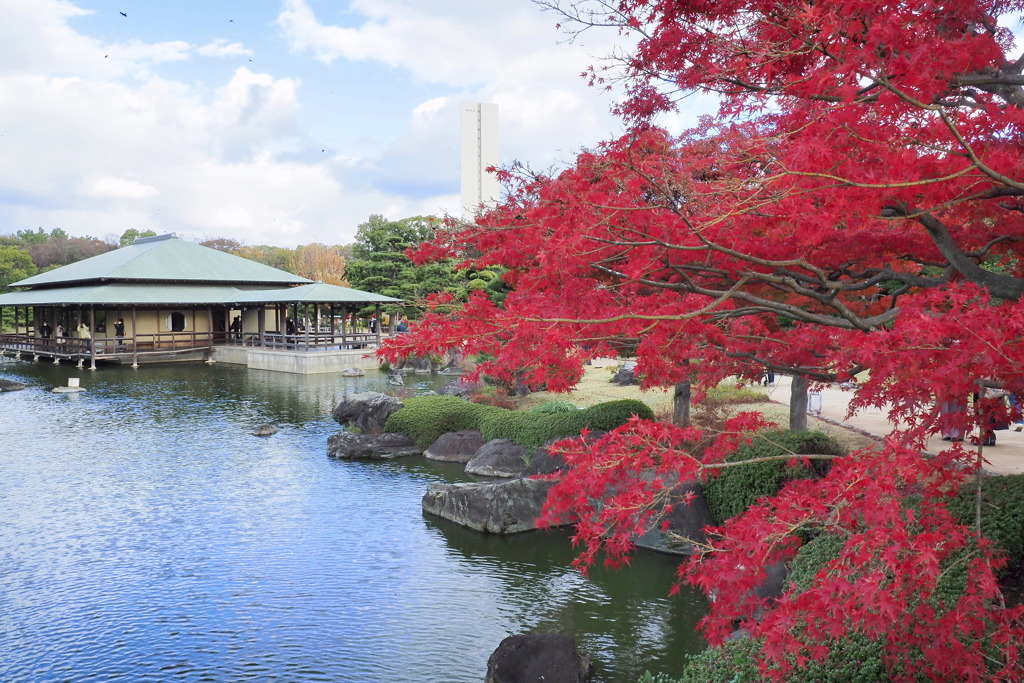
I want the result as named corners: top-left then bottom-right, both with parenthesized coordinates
top-left (384, 396), bottom-right (653, 452)
top-left (947, 473), bottom-right (1024, 579)
top-left (703, 429), bottom-right (845, 525)
top-left (788, 532), bottom-right (846, 593)
top-left (480, 398), bottom-right (654, 452)
top-left (531, 399), bottom-right (581, 414)
top-left (676, 637), bottom-right (761, 683)
top-left (677, 632), bottom-right (889, 683)
top-left (383, 396), bottom-right (500, 449)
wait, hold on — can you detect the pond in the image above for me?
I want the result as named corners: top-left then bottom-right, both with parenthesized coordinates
top-left (0, 358), bottom-right (707, 682)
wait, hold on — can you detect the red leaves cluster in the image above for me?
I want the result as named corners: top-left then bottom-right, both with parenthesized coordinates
top-left (382, 0), bottom-right (1024, 678)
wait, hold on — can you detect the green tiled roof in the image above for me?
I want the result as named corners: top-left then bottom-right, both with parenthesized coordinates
top-left (0, 284), bottom-right (256, 306)
top-left (0, 282), bottom-right (402, 307)
top-left (10, 234), bottom-right (312, 288)
top-left (230, 282), bottom-right (402, 305)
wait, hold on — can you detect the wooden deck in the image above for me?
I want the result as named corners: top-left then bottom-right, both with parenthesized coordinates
top-left (0, 330), bottom-right (385, 368)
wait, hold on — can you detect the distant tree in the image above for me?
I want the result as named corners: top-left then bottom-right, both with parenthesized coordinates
top-left (119, 229), bottom-right (158, 247)
top-left (17, 227), bottom-right (67, 244)
top-left (346, 215), bottom-right (470, 317)
top-left (234, 244), bottom-right (295, 273)
top-left (29, 237), bottom-right (114, 270)
top-left (0, 245), bottom-right (38, 331)
top-left (200, 237), bottom-right (243, 253)
top-left (0, 244), bottom-right (36, 288)
top-left (293, 243), bottom-right (349, 286)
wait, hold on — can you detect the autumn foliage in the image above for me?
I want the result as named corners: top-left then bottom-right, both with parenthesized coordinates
top-left (381, 0), bottom-right (1024, 678)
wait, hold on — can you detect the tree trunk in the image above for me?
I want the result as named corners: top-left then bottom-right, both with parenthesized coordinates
top-left (790, 376), bottom-right (808, 431)
top-left (673, 381), bottom-right (691, 427)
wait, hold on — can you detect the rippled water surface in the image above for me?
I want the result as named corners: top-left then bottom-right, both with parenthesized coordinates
top-left (0, 359), bottom-right (707, 682)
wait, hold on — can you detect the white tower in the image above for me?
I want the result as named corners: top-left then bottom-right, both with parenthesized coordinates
top-left (460, 101), bottom-right (500, 220)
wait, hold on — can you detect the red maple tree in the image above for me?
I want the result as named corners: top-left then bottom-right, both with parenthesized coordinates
top-left (382, 0), bottom-right (1024, 678)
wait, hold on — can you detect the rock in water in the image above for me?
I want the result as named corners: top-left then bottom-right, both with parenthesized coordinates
top-left (327, 432), bottom-right (422, 460)
top-left (424, 430), bottom-right (485, 463)
top-left (465, 439), bottom-right (528, 478)
top-left (331, 392), bottom-right (403, 434)
top-left (421, 478), bottom-right (564, 534)
top-left (485, 634), bottom-right (591, 683)
top-left (252, 424), bottom-right (278, 437)
top-left (0, 378), bottom-right (26, 392)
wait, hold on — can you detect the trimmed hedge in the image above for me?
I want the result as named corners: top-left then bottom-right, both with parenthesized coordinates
top-left (788, 532), bottom-right (846, 593)
top-left (947, 473), bottom-right (1024, 579)
top-left (383, 396), bottom-right (501, 449)
top-left (479, 398), bottom-right (653, 453)
top-left (703, 429), bottom-right (845, 525)
top-left (668, 532), bottom-right (892, 683)
top-left (383, 396), bottom-right (653, 452)
top-left (674, 632), bottom-right (890, 683)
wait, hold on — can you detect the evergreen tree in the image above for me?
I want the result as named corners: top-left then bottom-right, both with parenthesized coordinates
top-left (346, 215), bottom-right (459, 317)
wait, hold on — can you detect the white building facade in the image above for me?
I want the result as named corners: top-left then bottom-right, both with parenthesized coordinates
top-left (460, 101), bottom-right (500, 220)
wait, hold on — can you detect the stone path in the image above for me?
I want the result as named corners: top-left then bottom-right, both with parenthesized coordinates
top-left (768, 375), bottom-right (1024, 476)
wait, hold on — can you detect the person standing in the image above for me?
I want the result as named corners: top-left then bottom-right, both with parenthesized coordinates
top-left (39, 320), bottom-right (53, 344)
top-left (114, 318), bottom-right (125, 347)
top-left (77, 322), bottom-right (92, 351)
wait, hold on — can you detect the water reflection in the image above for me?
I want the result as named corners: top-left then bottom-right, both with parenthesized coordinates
top-left (0, 357), bottom-right (706, 682)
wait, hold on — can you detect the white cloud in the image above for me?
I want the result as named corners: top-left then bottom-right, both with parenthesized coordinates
top-left (197, 39), bottom-right (253, 59)
top-left (85, 176), bottom-right (159, 200)
top-left (0, 0), bottom-right (656, 248)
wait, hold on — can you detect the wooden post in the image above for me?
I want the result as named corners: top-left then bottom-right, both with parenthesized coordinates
top-left (258, 307), bottom-right (266, 347)
top-left (131, 306), bottom-right (139, 368)
top-left (340, 306), bottom-right (347, 348)
top-left (89, 305), bottom-right (96, 370)
top-left (790, 375), bottom-right (809, 431)
top-left (205, 306), bottom-right (215, 363)
top-left (374, 303), bottom-right (382, 347)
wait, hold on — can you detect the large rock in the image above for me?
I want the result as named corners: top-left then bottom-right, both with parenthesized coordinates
top-left (327, 432), bottom-right (422, 460)
top-left (331, 392), bottom-right (403, 434)
top-left (422, 477), bottom-right (563, 534)
top-left (523, 432), bottom-right (607, 477)
top-left (611, 361), bottom-right (638, 386)
top-left (465, 439), bottom-right (528, 478)
top-left (397, 355), bottom-right (436, 374)
top-left (634, 480), bottom-right (715, 555)
top-left (522, 438), bottom-right (572, 476)
top-left (424, 430), bottom-right (485, 463)
top-left (0, 378), bottom-right (26, 392)
top-left (440, 378), bottom-right (482, 397)
top-left (485, 634), bottom-right (591, 683)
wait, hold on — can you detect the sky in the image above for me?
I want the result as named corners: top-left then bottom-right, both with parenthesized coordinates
top-left (0, 0), bottom-right (714, 248)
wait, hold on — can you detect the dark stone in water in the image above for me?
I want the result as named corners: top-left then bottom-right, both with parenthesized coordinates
top-left (465, 439), bottom-right (528, 478)
top-left (0, 378), bottom-right (25, 392)
top-left (422, 477), bottom-right (564, 534)
top-left (424, 430), bottom-right (485, 463)
top-left (331, 391), bottom-right (403, 434)
top-left (327, 432), bottom-right (422, 460)
top-left (485, 633), bottom-right (591, 683)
